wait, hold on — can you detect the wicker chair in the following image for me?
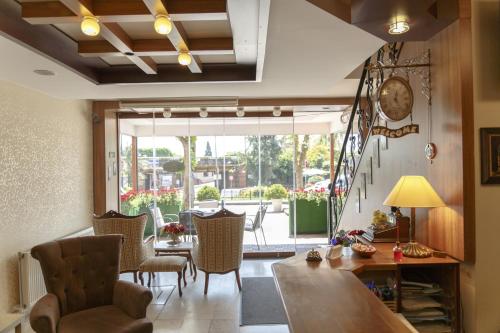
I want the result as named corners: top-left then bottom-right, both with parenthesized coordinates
top-left (192, 209), bottom-right (245, 295)
top-left (93, 210), bottom-right (154, 283)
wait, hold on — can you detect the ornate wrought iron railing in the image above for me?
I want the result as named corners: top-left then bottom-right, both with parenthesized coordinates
top-left (328, 43), bottom-right (404, 239)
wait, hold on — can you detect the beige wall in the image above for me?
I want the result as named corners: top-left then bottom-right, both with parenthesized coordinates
top-left (0, 81), bottom-right (93, 314)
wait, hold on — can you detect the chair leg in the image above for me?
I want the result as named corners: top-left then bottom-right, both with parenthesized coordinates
top-left (139, 272), bottom-right (144, 286)
top-left (193, 263), bottom-right (197, 281)
top-left (133, 271), bottom-right (138, 283)
top-left (148, 272), bottom-right (152, 288)
top-left (253, 230), bottom-right (260, 250)
top-left (261, 226), bottom-right (268, 246)
top-left (204, 273), bottom-right (210, 295)
top-left (183, 266), bottom-right (187, 287)
top-left (235, 269), bottom-right (242, 291)
top-left (188, 258), bottom-right (193, 276)
top-left (177, 272), bottom-right (183, 297)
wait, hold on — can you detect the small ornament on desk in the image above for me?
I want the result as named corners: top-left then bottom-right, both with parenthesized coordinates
top-left (325, 244), bottom-right (343, 260)
top-left (393, 241), bottom-right (403, 262)
top-left (306, 248), bottom-right (323, 262)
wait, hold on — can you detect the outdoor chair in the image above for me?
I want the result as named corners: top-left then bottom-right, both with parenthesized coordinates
top-left (150, 207), bottom-right (179, 238)
top-left (179, 210), bottom-right (204, 240)
top-left (245, 205), bottom-right (268, 250)
top-left (30, 235), bottom-right (153, 333)
top-left (192, 209), bottom-right (245, 295)
top-left (93, 210), bottom-right (154, 283)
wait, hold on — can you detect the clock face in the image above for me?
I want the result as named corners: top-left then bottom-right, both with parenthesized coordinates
top-left (377, 77), bottom-right (414, 122)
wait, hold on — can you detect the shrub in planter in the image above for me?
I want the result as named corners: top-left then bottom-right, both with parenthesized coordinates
top-left (289, 189), bottom-right (328, 234)
top-left (196, 186), bottom-right (220, 202)
top-left (264, 184), bottom-right (288, 200)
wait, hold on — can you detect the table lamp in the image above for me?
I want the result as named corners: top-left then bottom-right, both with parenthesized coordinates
top-left (383, 175), bottom-right (445, 258)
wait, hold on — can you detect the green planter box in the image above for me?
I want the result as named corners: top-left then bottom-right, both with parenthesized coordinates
top-left (289, 199), bottom-right (328, 235)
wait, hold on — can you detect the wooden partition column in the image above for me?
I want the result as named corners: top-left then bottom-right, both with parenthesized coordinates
top-left (93, 101), bottom-right (120, 215)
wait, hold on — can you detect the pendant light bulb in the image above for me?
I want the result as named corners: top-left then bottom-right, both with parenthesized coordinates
top-left (178, 52), bottom-right (192, 66)
top-left (154, 14), bottom-right (172, 35)
top-left (236, 107), bottom-right (245, 117)
top-left (273, 106), bottom-right (281, 117)
top-left (199, 107), bottom-right (208, 118)
top-left (163, 108), bottom-right (172, 118)
top-left (81, 16), bottom-right (100, 36)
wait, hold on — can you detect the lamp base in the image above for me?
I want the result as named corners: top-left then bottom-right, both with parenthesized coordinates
top-left (402, 242), bottom-right (433, 258)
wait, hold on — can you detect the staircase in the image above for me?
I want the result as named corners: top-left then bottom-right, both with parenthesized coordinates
top-left (328, 43), bottom-right (404, 238)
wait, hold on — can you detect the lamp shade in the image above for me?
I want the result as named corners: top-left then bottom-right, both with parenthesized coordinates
top-left (383, 176), bottom-right (445, 208)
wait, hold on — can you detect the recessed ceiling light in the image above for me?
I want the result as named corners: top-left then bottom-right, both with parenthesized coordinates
top-left (33, 69), bottom-right (55, 76)
top-left (272, 106), bottom-right (281, 117)
top-left (388, 17), bottom-right (410, 35)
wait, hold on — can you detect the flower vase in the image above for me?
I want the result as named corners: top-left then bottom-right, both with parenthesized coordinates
top-left (342, 245), bottom-right (353, 256)
top-left (167, 234), bottom-right (182, 246)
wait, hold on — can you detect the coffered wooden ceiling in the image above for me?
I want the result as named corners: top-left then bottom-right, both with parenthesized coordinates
top-left (6, 0), bottom-right (262, 84)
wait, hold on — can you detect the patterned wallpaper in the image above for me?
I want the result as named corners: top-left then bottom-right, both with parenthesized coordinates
top-left (0, 81), bottom-right (93, 313)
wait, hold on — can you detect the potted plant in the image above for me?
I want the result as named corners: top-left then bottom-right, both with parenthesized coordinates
top-left (265, 184), bottom-right (288, 212)
top-left (196, 185), bottom-right (220, 208)
top-left (289, 189), bottom-right (328, 235)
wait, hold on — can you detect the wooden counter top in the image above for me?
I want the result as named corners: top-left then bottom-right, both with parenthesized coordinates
top-left (272, 244), bottom-right (459, 333)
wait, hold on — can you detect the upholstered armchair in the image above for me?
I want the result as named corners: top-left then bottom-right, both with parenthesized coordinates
top-left (30, 235), bottom-right (153, 333)
top-left (192, 209), bottom-right (245, 294)
top-left (93, 210), bottom-right (154, 283)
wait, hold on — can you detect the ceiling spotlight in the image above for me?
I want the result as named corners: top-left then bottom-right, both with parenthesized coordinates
top-left (388, 17), bottom-right (410, 35)
top-left (163, 108), bottom-right (172, 118)
top-left (178, 51), bottom-right (192, 66)
top-left (81, 16), bottom-right (100, 37)
top-left (236, 107), bottom-right (245, 117)
top-left (154, 14), bottom-right (172, 35)
top-left (272, 106), bottom-right (281, 117)
top-left (199, 107), bottom-right (208, 118)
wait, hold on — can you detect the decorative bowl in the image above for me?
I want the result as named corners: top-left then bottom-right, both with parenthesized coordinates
top-left (351, 243), bottom-right (377, 258)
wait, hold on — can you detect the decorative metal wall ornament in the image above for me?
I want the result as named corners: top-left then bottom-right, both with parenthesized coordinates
top-left (372, 124), bottom-right (420, 138)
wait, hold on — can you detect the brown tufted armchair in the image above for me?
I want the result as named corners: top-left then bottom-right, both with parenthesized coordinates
top-left (30, 235), bottom-right (153, 333)
top-left (93, 210), bottom-right (154, 283)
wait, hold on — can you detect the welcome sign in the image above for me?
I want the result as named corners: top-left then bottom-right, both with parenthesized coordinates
top-left (372, 124), bottom-right (419, 138)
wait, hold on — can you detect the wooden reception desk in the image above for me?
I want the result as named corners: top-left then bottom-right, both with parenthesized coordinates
top-left (272, 244), bottom-right (460, 333)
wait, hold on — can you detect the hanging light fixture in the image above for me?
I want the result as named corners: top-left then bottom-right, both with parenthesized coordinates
top-left (388, 17), bottom-right (410, 35)
top-left (154, 14), bottom-right (172, 35)
top-left (163, 108), bottom-right (172, 118)
top-left (272, 106), bottom-right (281, 117)
top-left (178, 51), bottom-right (192, 66)
top-left (199, 107), bottom-right (208, 118)
top-left (81, 16), bottom-right (100, 36)
top-left (236, 107), bottom-right (245, 117)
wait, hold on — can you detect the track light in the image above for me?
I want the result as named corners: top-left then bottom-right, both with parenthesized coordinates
top-left (154, 14), bottom-right (172, 35)
top-left (178, 51), bottom-right (192, 66)
top-left (236, 107), bottom-right (245, 117)
top-left (81, 16), bottom-right (100, 36)
top-left (163, 108), bottom-right (172, 118)
top-left (272, 106), bottom-right (281, 117)
top-left (199, 107), bottom-right (208, 118)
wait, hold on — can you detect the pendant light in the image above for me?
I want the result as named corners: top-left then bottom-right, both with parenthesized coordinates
top-left (199, 107), bottom-right (208, 118)
top-left (81, 16), bottom-right (100, 36)
top-left (178, 51), bottom-right (192, 66)
top-left (154, 15), bottom-right (172, 35)
top-left (272, 106), bottom-right (281, 117)
top-left (236, 107), bottom-right (245, 117)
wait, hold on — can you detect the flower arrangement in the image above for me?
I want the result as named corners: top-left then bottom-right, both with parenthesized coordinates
top-left (120, 189), bottom-right (180, 208)
top-left (163, 222), bottom-right (186, 236)
top-left (293, 188), bottom-right (327, 205)
top-left (331, 229), bottom-right (365, 247)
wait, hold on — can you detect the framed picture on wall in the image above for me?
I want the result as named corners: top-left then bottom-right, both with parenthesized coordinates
top-left (480, 128), bottom-right (500, 184)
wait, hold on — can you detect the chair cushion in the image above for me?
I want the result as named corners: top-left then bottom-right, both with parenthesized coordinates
top-left (58, 305), bottom-right (152, 333)
top-left (139, 256), bottom-right (187, 273)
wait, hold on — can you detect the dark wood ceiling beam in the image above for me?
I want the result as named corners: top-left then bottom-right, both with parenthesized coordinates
top-left (22, 0), bottom-right (228, 24)
top-left (57, 0), bottom-right (157, 74)
top-left (142, 0), bottom-right (202, 73)
top-left (97, 64), bottom-right (255, 84)
top-left (78, 38), bottom-right (234, 57)
top-left (118, 111), bottom-right (294, 119)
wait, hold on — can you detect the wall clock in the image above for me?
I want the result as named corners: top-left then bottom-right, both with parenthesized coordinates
top-left (377, 76), bottom-right (414, 122)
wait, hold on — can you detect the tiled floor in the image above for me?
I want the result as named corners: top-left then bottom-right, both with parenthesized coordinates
top-left (126, 259), bottom-right (290, 333)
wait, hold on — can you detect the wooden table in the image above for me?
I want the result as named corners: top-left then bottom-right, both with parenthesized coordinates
top-left (272, 244), bottom-right (460, 333)
top-left (0, 313), bottom-right (23, 333)
top-left (154, 241), bottom-right (197, 281)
